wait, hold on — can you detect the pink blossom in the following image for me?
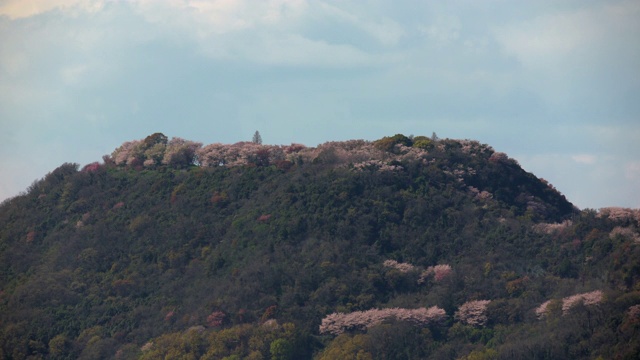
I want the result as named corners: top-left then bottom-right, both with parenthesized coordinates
top-left (140, 342), bottom-right (153, 352)
top-left (536, 290), bottom-right (604, 319)
top-left (597, 207), bottom-right (640, 224)
top-left (489, 151), bottom-right (517, 165)
top-left (112, 140), bottom-right (144, 166)
top-left (162, 137), bottom-right (202, 167)
top-left (319, 306), bottom-right (446, 335)
top-left (383, 260), bottom-right (416, 273)
top-left (609, 226), bottom-right (640, 242)
top-left (419, 264), bottom-right (453, 283)
top-left (257, 214), bottom-right (272, 222)
top-left (535, 300), bottom-right (552, 319)
top-left (81, 162), bottom-right (101, 172)
top-left (164, 310), bottom-right (175, 321)
top-left (206, 311), bottom-right (226, 327)
top-left (455, 300), bottom-right (491, 327)
top-left (562, 290), bottom-right (603, 314)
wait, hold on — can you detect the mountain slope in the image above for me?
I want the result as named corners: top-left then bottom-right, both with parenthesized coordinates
top-left (1, 134), bottom-right (639, 359)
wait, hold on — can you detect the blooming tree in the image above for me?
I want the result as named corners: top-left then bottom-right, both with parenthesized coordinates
top-left (561, 290), bottom-right (604, 314)
top-left (535, 300), bottom-right (553, 320)
top-left (162, 137), bottom-right (202, 167)
top-left (597, 207), bottom-right (640, 224)
top-left (383, 260), bottom-right (416, 273)
top-left (489, 152), bottom-right (519, 166)
top-left (206, 311), bottom-right (226, 327)
top-left (319, 306), bottom-right (446, 336)
top-left (419, 264), bottom-right (453, 283)
top-left (609, 226), bottom-right (640, 242)
top-left (81, 162), bottom-right (101, 173)
top-left (455, 300), bottom-right (491, 327)
top-left (536, 290), bottom-right (604, 319)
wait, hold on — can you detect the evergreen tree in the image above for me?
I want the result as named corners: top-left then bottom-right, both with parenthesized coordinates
top-left (252, 130), bottom-right (262, 144)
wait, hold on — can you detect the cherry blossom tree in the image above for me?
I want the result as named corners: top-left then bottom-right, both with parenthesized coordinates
top-left (598, 207), bottom-right (640, 224)
top-left (81, 162), bottom-right (102, 173)
top-left (206, 311), bottom-right (226, 327)
top-left (319, 306), bottom-right (446, 336)
top-left (383, 260), bottom-right (416, 273)
top-left (162, 137), bottom-right (202, 168)
top-left (455, 300), bottom-right (491, 326)
top-left (536, 290), bottom-right (604, 319)
top-left (535, 300), bottom-right (553, 320)
top-left (561, 290), bottom-right (603, 314)
top-left (419, 264), bottom-right (453, 283)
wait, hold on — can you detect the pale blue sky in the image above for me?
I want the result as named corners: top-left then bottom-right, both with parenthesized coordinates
top-left (1, 0), bottom-right (639, 209)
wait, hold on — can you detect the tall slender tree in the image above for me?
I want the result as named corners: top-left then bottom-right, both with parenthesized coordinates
top-left (252, 130), bottom-right (262, 145)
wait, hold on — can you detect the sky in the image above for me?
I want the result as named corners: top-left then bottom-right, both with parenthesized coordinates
top-left (1, 0), bottom-right (639, 209)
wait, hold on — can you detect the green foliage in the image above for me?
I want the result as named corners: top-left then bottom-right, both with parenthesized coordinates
top-left (373, 134), bottom-right (412, 152)
top-left (411, 136), bottom-right (433, 149)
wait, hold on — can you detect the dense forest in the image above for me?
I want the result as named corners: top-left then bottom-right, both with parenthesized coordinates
top-left (1, 133), bottom-right (639, 359)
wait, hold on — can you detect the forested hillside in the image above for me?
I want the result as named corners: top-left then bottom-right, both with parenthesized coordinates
top-left (1, 133), bottom-right (639, 359)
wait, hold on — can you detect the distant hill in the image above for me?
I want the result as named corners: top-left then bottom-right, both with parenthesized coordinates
top-left (1, 133), bottom-right (639, 359)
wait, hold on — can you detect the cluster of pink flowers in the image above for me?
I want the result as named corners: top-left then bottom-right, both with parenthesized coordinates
top-left (489, 152), bottom-right (519, 166)
top-left (319, 306), bottom-right (446, 335)
top-left (382, 260), bottom-right (452, 284)
top-left (111, 137), bottom-right (203, 168)
top-left (455, 300), bottom-right (491, 327)
top-left (468, 187), bottom-right (493, 201)
top-left (206, 311), bottom-right (226, 327)
top-left (535, 300), bottom-right (553, 319)
top-left (383, 260), bottom-right (417, 273)
top-left (303, 140), bottom-right (383, 165)
top-left (597, 207), bottom-right (640, 224)
top-left (536, 290), bottom-right (604, 319)
top-left (561, 290), bottom-right (604, 314)
top-left (140, 342), bottom-right (153, 352)
top-left (459, 140), bottom-right (494, 156)
top-left (108, 136), bottom-right (519, 180)
top-left (609, 226), bottom-right (640, 242)
top-left (197, 142), bottom-right (295, 167)
top-left (418, 264), bottom-right (453, 283)
top-left (81, 162), bottom-right (102, 172)
top-left (352, 160), bottom-right (403, 172)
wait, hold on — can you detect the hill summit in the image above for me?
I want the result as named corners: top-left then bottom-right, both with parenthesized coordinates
top-left (1, 133), bottom-right (639, 359)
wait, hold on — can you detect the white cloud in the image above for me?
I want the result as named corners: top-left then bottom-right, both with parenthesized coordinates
top-left (317, 2), bottom-right (405, 46)
top-left (135, 0), bottom-right (307, 35)
top-left (419, 15), bottom-right (461, 44)
top-left (571, 154), bottom-right (596, 165)
top-left (494, 1), bottom-right (640, 70)
top-left (131, 0), bottom-right (400, 67)
top-left (60, 64), bottom-right (89, 85)
top-left (626, 161), bottom-right (640, 181)
top-left (0, 0), bottom-right (104, 19)
top-left (246, 33), bottom-right (382, 67)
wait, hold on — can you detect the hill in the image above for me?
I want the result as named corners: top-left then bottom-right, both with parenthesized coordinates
top-left (1, 133), bottom-right (639, 359)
